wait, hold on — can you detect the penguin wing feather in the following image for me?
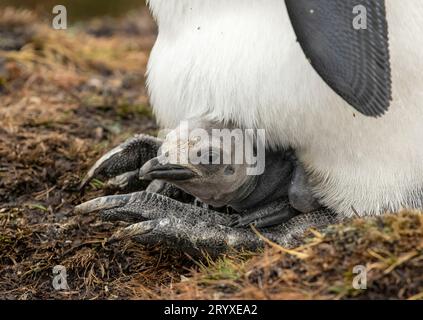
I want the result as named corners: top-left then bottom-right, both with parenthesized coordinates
top-left (285, 0), bottom-right (392, 117)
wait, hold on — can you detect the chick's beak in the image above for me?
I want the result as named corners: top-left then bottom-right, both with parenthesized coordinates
top-left (139, 157), bottom-right (197, 181)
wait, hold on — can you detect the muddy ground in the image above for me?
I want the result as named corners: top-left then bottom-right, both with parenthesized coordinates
top-left (0, 8), bottom-right (422, 300)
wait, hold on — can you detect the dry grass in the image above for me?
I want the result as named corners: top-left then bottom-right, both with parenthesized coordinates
top-left (166, 213), bottom-right (423, 300)
top-left (0, 8), bottom-right (422, 300)
top-left (0, 7), bottom-right (170, 300)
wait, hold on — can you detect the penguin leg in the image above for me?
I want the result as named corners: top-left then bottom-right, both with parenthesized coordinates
top-left (80, 134), bottom-right (163, 191)
top-left (75, 191), bottom-right (262, 255)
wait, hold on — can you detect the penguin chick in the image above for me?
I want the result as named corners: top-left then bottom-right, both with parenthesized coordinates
top-left (139, 119), bottom-right (322, 226)
top-left (76, 120), bottom-right (325, 254)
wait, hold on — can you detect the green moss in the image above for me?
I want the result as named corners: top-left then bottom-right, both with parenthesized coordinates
top-left (90, 178), bottom-right (105, 189)
top-left (194, 252), bottom-right (254, 284)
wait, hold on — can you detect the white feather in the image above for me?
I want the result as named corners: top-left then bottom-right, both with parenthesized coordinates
top-left (146, 0), bottom-right (423, 216)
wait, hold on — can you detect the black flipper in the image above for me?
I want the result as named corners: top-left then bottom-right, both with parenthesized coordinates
top-left (285, 0), bottom-right (392, 117)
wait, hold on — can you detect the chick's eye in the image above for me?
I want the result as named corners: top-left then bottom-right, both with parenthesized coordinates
top-left (201, 150), bottom-right (219, 164)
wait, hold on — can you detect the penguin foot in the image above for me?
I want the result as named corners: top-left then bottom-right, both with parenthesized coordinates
top-left (75, 190), bottom-right (340, 255)
top-left (230, 200), bottom-right (300, 228)
top-left (75, 191), bottom-right (262, 256)
top-left (229, 161), bottom-right (322, 229)
top-left (80, 134), bottom-right (163, 191)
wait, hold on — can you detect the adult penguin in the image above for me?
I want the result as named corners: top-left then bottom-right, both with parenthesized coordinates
top-left (145, 0), bottom-right (423, 216)
top-left (77, 1), bottom-right (423, 253)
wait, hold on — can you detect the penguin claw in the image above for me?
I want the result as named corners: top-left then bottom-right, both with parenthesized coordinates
top-left (80, 134), bottom-right (162, 191)
top-left (108, 220), bottom-right (158, 243)
top-left (104, 170), bottom-right (150, 192)
top-left (75, 193), bottom-right (135, 215)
